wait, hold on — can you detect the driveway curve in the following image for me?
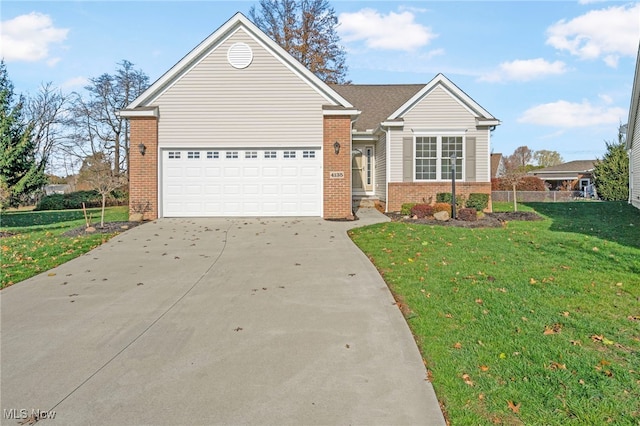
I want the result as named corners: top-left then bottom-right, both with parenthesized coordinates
top-left (1, 209), bottom-right (445, 425)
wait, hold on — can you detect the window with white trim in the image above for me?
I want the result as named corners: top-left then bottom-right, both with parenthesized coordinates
top-left (168, 151), bottom-right (181, 159)
top-left (264, 151), bottom-right (277, 159)
top-left (302, 150), bottom-right (316, 158)
top-left (187, 151), bottom-right (200, 159)
top-left (226, 151), bottom-right (239, 159)
top-left (245, 151), bottom-right (258, 159)
top-left (283, 151), bottom-right (296, 159)
top-left (415, 135), bottom-right (463, 181)
top-left (206, 151), bottom-right (219, 159)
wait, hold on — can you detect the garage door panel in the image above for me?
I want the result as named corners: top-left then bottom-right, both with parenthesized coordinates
top-left (162, 149), bottom-right (321, 217)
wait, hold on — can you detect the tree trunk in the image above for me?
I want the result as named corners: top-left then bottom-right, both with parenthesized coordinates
top-left (101, 193), bottom-right (106, 227)
top-left (512, 183), bottom-right (518, 212)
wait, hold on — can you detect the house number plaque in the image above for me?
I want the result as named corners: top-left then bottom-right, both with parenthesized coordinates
top-left (330, 171), bottom-right (345, 179)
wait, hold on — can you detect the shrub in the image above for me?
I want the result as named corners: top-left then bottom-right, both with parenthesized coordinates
top-left (466, 193), bottom-right (489, 210)
top-left (35, 190), bottom-right (101, 211)
top-left (436, 192), bottom-right (465, 208)
top-left (401, 203), bottom-right (417, 215)
top-left (432, 202), bottom-right (452, 214)
top-left (458, 208), bottom-right (477, 221)
top-left (410, 204), bottom-right (433, 219)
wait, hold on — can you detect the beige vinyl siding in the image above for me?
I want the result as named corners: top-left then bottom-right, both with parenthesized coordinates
top-left (375, 131), bottom-right (387, 201)
top-left (151, 28), bottom-right (327, 148)
top-left (389, 85), bottom-right (491, 182)
top-left (631, 105), bottom-right (640, 209)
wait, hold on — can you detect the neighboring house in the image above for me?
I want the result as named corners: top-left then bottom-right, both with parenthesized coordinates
top-left (490, 153), bottom-right (506, 178)
top-left (120, 13), bottom-right (499, 220)
top-left (528, 160), bottom-right (596, 194)
top-left (627, 44), bottom-right (640, 210)
top-left (44, 184), bottom-right (71, 195)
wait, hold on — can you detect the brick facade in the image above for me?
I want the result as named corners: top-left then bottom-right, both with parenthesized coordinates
top-left (129, 117), bottom-right (158, 220)
top-left (388, 182), bottom-right (492, 212)
top-left (323, 115), bottom-right (353, 219)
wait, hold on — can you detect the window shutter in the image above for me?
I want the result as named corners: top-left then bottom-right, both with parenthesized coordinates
top-left (465, 137), bottom-right (476, 182)
top-left (403, 137), bottom-right (413, 182)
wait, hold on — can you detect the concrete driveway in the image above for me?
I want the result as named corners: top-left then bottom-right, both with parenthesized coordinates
top-left (1, 209), bottom-right (445, 425)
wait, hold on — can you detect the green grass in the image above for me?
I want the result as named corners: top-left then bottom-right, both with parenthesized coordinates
top-left (0, 206), bottom-right (129, 288)
top-left (349, 202), bottom-right (640, 425)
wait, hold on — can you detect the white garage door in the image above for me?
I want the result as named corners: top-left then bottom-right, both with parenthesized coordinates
top-left (162, 148), bottom-right (322, 217)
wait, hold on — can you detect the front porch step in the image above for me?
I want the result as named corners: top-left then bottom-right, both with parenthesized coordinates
top-left (353, 197), bottom-right (379, 209)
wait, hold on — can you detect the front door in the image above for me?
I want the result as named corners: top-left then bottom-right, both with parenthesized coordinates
top-left (352, 145), bottom-right (374, 193)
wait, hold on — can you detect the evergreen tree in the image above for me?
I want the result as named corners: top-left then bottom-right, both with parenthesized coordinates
top-left (0, 61), bottom-right (46, 207)
top-left (592, 141), bottom-right (629, 201)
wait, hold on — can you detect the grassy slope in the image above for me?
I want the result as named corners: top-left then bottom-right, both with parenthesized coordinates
top-left (350, 202), bottom-right (640, 425)
top-left (0, 206), bottom-right (129, 288)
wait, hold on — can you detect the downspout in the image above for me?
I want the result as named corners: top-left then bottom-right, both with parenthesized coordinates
top-left (379, 125), bottom-right (390, 213)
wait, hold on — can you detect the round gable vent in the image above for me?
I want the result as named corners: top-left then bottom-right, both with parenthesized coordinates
top-left (227, 42), bottom-right (253, 69)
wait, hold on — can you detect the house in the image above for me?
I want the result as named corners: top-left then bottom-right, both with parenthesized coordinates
top-left (528, 160), bottom-right (596, 194)
top-left (490, 153), bottom-right (506, 178)
top-left (120, 13), bottom-right (499, 220)
top-left (627, 44), bottom-right (640, 210)
top-left (43, 184), bottom-right (71, 195)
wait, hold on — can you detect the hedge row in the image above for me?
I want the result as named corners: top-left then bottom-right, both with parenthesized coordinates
top-left (34, 190), bottom-right (128, 211)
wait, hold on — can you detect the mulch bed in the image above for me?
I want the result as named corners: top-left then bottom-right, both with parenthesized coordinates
top-left (61, 221), bottom-right (144, 237)
top-left (386, 211), bottom-right (542, 228)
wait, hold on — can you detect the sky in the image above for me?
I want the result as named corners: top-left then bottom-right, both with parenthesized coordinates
top-left (1, 1), bottom-right (639, 164)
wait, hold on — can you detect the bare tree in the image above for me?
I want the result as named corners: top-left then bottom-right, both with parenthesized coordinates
top-left (26, 82), bottom-right (69, 176)
top-left (72, 60), bottom-right (148, 177)
top-left (508, 146), bottom-right (533, 170)
top-left (78, 152), bottom-right (126, 227)
top-left (250, 0), bottom-right (349, 83)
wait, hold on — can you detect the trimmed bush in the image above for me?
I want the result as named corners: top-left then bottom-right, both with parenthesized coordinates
top-left (466, 193), bottom-right (489, 210)
top-left (436, 192), bottom-right (464, 208)
top-left (34, 190), bottom-right (128, 211)
top-left (432, 202), bottom-right (452, 214)
top-left (458, 207), bottom-right (477, 221)
top-left (401, 203), bottom-right (417, 215)
top-left (410, 204), bottom-right (433, 219)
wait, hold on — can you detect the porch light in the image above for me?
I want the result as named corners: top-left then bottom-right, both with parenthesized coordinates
top-left (450, 153), bottom-right (457, 220)
top-left (138, 143), bottom-right (146, 156)
top-left (333, 141), bottom-right (341, 155)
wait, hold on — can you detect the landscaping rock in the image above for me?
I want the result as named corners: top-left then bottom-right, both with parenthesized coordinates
top-left (434, 211), bottom-right (450, 221)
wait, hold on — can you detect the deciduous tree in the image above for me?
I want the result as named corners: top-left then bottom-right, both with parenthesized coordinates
top-left (250, 0), bottom-right (349, 83)
top-left (533, 150), bottom-right (563, 168)
top-left (78, 152), bottom-right (126, 227)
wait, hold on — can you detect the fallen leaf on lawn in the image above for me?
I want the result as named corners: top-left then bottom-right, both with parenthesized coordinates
top-left (592, 247), bottom-right (599, 252)
top-left (475, 298), bottom-right (483, 304)
top-left (544, 323), bottom-right (562, 335)
top-left (453, 342), bottom-right (462, 349)
top-left (445, 313), bottom-right (453, 318)
top-left (579, 379), bottom-right (585, 385)
top-left (570, 340), bottom-right (582, 346)
top-left (499, 353), bottom-right (507, 359)
top-left (507, 400), bottom-right (520, 414)
top-left (529, 278), bottom-right (537, 284)
top-left (561, 311), bottom-right (570, 317)
top-left (591, 334), bottom-right (604, 342)
top-left (479, 365), bottom-right (490, 371)
top-left (549, 361), bottom-right (567, 370)
top-left (47, 272), bottom-right (56, 276)
top-left (560, 265), bottom-right (570, 270)
top-left (478, 393), bottom-right (485, 400)
top-left (462, 373), bottom-right (474, 386)
top-left (602, 337), bottom-right (614, 345)
top-left (599, 359), bottom-right (611, 366)
top-left (628, 315), bottom-right (640, 321)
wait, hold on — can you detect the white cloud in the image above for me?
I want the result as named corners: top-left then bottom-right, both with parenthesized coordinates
top-left (61, 76), bottom-right (89, 90)
top-left (338, 8), bottom-right (436, 51)
top-left (518, 100), bottom-right (626, 128)
top-left (480, 58), bottom-right (567, 82)
top-left (0, 12), bottom-right (68, 63)
top-left (546, 4), bottom-right (640, 67)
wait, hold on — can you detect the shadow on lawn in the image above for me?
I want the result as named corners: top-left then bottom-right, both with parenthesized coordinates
top-left (524, 201), bottom-right (640, 250)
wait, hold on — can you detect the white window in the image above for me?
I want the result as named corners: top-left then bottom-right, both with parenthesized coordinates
top-left (207, 151), bottom-right (219, 159)
top-left (168, 151), bottom-right (181, 159)
top-left (579, 178), bottom-right (590, 190)
top-left (187, 151), bottom-right (200, 159)
top-left (226, 151), bottom-right (239, 159)
top-left (264, 151), bottom-right (277, 159)
top-left (415, 135), bottom-right (463, 181)
top-left (303, 150), bottom-right (316, 159)
top-left (284, 151), bottom-right (296, 159)
top-left (245, 151), bottom-right (258, 159)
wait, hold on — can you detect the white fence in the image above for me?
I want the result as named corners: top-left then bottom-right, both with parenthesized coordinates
top-left (492, 191), bottom-right (590, 203)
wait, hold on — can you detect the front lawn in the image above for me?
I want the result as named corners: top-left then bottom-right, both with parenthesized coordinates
top-left (0, 206), bottom-right (129, 288)
top-left (350, 201), bottom-right (640, 425)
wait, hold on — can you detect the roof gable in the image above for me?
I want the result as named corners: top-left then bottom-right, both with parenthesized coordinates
top-left (531, 160), bottom-right (596, 174)
top-left (126, 12), bottom-right (352, 110)
top-left (389, 73), bottom-right (498, 125)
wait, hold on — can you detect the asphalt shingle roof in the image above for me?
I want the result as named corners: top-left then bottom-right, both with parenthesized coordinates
top-left (329, 84), bottom-right (425, 132)
top-left (532, 160), bottom-right (596, 173)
